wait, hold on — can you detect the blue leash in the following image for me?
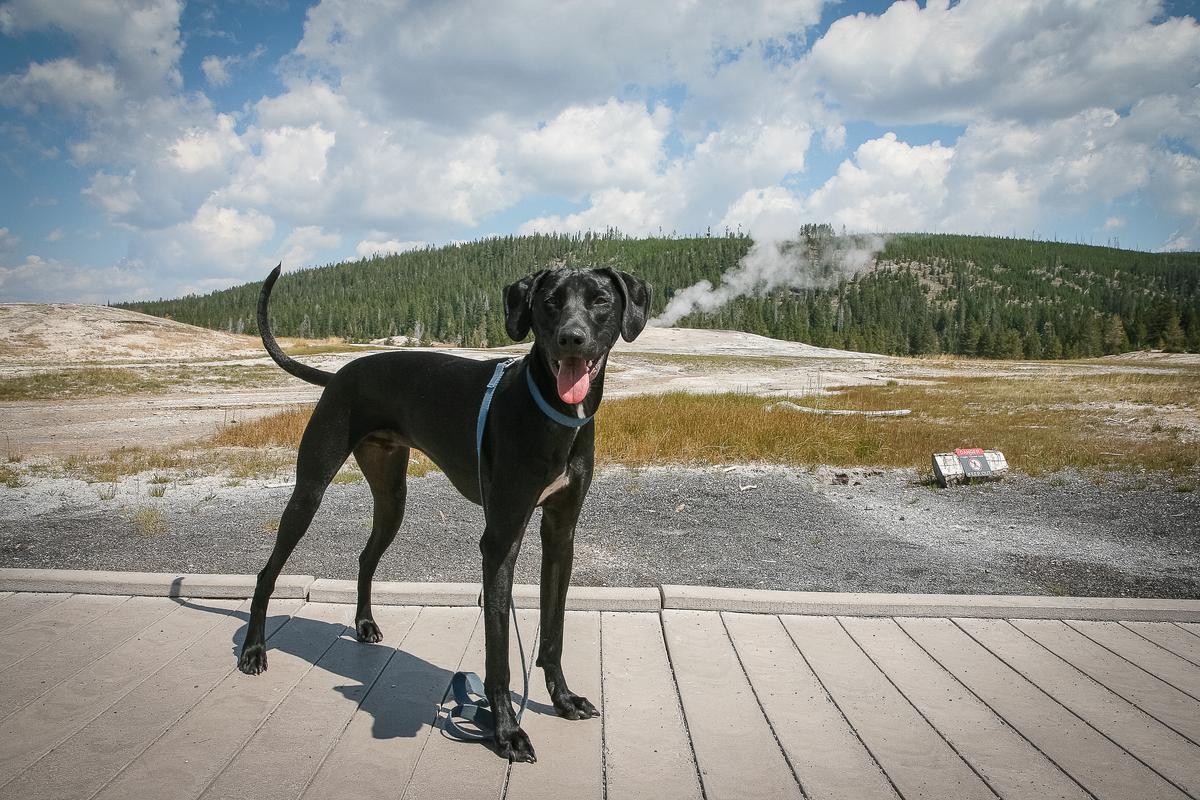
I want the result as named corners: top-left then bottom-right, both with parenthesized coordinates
top-left (441, 355), bottom-right (594, 742)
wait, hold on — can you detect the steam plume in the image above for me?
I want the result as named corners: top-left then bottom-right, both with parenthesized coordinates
top-left (651, 227), bottom-right (888, 327)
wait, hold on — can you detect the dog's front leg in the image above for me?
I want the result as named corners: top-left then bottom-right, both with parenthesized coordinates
top-left (537, 491), bottom-right (599, 720)
top-left (480, 514), bottom-right (536, 763)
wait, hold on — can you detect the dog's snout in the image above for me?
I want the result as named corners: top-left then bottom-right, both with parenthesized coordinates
top-left (558, 327), bottom-right (586, 348)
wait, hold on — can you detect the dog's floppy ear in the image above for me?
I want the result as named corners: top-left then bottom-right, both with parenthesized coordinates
top-left (601, 268), bottom-right (653, 342)
top-left (503, 269), bottom-right (549, 341)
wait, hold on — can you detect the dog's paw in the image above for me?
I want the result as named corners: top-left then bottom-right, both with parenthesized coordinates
top-left (496, 728), bottom-right (537, 763)
top-left (553, 692), bottom-right (599, 720)
top-left (356, 618), bottom-right (384, 643)
top-left (238, 643), bottom-right (268, 675)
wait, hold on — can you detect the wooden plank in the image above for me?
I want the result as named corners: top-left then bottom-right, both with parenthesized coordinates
top-left (662, 610), bottom-right (800, 800)
top-left (898, 617), bottom-right (1187, 800)
top-left (1024, 620), bottom-right (1200, 739)
top-left (781, 615), bottom-right (994, 800)
top-left (599, 612), bottom-right (702, 800)
top-left (505, 611), bottom-right (603, 800)
top-left (841, 616), bottom-right (1088, 800)
top-left (399, 610), bottom-right (539, 800)
top-left (199, 606), bottom-right (418, 800)
top-left (960, 618), bottom-right (1200, 796)
top-left (1076, 622), bottom-right (1200, 695)
top-left (0, 596), bottom-right (180, 720)
top-left (0, 597), bottom-right (241, 788)
top-left (0, 592), bottom-right (73, 633)
top-left (0, 593), bottom-right (128, 671)
top-left (724, 613), bottom-right (898, 800)
top-left (0, 599), bottom-right (301, 800)
top-left (91, 602), bottom-right (349, 800)
top-left (300, 607), bottom-right (481, 800)
top-left (1120, 621), bottom-right (1200, 667)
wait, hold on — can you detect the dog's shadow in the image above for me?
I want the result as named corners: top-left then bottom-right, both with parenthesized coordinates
top-left (172, 598), bottom-right (555, 750)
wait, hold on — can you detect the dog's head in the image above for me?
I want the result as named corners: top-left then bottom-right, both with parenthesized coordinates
top-left (504, 267), bottom-right (652, 404)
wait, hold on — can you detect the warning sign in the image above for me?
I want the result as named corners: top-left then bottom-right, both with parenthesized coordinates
top-left (958, 454), bottom-right (992, 477)
top-left (932, 449), bottom-right (1008, 487)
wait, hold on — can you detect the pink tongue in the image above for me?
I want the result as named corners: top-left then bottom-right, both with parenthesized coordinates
top-left (557, 359), bottom-right (591, 404)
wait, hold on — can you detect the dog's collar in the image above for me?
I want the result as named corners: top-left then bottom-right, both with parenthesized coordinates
top-left (525, 359), bottom-right (595, 428)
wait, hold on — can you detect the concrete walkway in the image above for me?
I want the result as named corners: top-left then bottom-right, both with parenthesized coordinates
top-left (0, 571), bottom-right (1198, 800)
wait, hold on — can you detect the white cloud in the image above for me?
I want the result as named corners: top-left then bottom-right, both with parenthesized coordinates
top-left (0, 227), bottom-right (18, 250)
top-left (355, 238), bottom-right (426, 258)
top-left (295, 0), bottom-right (823, 127)
top-left (201, 55), bottom-right (231, 88)
top-left (200, 45), bottom-right (265, 89)
top-left (0, 254), bottom-right (149, 303)
top-left (804, 133), bottom-right (954, 232)
top-left (515, 100), bottom-right (671, 199)
top-left (520, 188), bottom-right (665, 236)
top-left (126, 200), bottom-right (276, 286)
top-left (0, 58), bottom-right (120, 114)
top-left (719, 186), bottom-right (805, 239)
top-left (168, 113), bottom-right (243, 173)
top-left (280, 225), bottom-right (341, 268)
top-left (44, 227), bottom-right (64, 242)
top-left (0, 0), bottom-right (183, 98)
top-left (805, 0), bottom-right (1200, 124)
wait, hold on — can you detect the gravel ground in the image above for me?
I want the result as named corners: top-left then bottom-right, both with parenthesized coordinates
top-left (1, 465), bottom-right (1197, 598)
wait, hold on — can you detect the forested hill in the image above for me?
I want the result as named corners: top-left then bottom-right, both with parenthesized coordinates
top-left (116, 230), bottom-right (1200, 359)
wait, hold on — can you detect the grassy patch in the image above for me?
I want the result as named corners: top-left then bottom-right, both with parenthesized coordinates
top-left (595, 371), bottom-right (1199, 474)
top-left (132, 507), bottom-right (166, 535)
top-left (211, 406), bottom-right (310, 448)
top-left (50, 367), bottom-right (1193, 483)
top-left (282, 340), bottom-right (387, 357)
top-left (63, 445), bottom-right (293, 483)
top-left (0, 464), bottom-right (23, 488)
top-left (0, 364), bottom-right (284, 401)
top-left (207, 406), bottom-right (438, 477)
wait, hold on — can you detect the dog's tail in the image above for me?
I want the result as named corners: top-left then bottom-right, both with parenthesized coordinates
top-left (257, 264), bottom-right (334, 387)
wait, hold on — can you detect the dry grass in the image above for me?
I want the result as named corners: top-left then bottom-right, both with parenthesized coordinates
top-left (210, 406), bottom-right (311, 448)
top-left (62, 445), bottom-right (293, 484)
top-left (281, 339), bottom-right (386, 357)
top-left (207, 406), bottom-right (438, 478)
top-left (595, 371), bottom-right (1200, 474)
top-left (35, 368), bottom-right (1191, 485)
top-left (0, 464), bottom-right (22, 488)
top-left (132, 507), bottom-right (166, 535)
top-left (0, 364), bottom-right (283, 401)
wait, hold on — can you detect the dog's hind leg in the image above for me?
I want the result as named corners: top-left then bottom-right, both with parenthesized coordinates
top-left (238, 401), bottom-right (352, 675)
top-left (352, 439), bottom-right (410, 643)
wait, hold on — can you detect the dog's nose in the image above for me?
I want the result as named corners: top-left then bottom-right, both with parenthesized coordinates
top-left (558, 328), bottom-right (586, 348)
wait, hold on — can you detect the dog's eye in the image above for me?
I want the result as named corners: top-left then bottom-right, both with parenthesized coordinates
top-left (591, 296), bottom-right (609, 307)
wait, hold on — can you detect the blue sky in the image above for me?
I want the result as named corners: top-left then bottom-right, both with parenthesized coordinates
top-left (1, 0), bottom-right (1198, 303)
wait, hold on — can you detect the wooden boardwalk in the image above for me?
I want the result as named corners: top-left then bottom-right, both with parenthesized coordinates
top-left (0, 591), bottom-right (1198, 800)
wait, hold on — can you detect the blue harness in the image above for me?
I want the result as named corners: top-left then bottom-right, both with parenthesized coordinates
top-left (440, 355), bottom-right (594, 741)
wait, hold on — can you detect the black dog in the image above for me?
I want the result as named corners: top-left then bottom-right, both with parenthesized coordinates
top-left (238, 264), bottom-right (651, 762)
